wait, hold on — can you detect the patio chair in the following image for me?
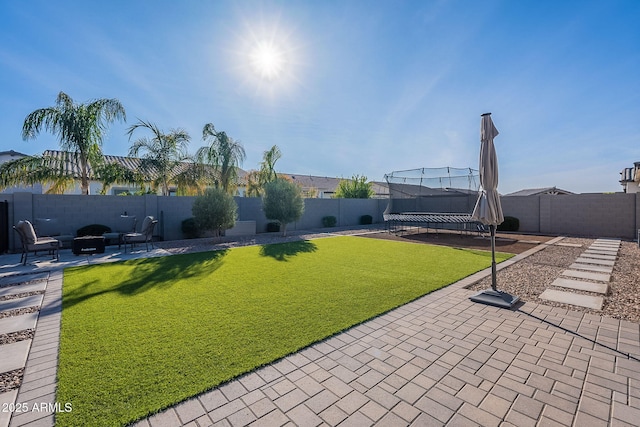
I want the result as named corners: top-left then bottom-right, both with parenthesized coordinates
top-left (123, 216), bottom-right (157, 253)
top-left (13, 220), bottom-right (60, 265)
top-left (103, 215), bottom-right (137, 248)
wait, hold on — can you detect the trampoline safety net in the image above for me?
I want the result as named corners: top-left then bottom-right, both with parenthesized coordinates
top-left (383, 167), bottom-right (483, 234)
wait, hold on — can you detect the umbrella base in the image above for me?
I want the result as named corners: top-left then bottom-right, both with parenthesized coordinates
top-left (469, 289), bottom-right (520, 308)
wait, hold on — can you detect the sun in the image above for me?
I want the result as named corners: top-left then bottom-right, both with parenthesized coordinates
top-left (249, 41), bottom-right (285, 80)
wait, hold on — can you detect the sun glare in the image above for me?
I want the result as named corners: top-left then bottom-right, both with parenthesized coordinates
top-left (231, 15), bottom-right (304, 96)
top-left (249, 42), bottom-right (285, 80)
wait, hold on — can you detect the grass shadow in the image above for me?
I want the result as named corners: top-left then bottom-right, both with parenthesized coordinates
top-left (259, 240), bottom-right (318, 261)
top-left (63, 249), bottom-right (229, 309)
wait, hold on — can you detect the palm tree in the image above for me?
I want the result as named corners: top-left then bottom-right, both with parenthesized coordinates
top-left (244, 170), bottom-right (263, 197)
top-left (21, 92), bottom-right (126, 195)
top-left (197, 123), bottom-right (246, 195)
top-left (259, 145), bottom-right (282, 184)
top-left (93, 162), bottom-right (142, 195)
top-left (127, 119), bottom-right (201, 196)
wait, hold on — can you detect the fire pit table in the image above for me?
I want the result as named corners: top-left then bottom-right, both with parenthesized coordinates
top-left (72, 236), bottom-right (106, 255)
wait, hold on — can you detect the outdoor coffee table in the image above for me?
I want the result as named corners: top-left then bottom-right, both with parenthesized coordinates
top-left (72, 236), bottom-right (106, 255)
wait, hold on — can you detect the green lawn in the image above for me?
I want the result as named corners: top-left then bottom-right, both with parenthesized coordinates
top-left (57, 236), bottom-right (511, 426)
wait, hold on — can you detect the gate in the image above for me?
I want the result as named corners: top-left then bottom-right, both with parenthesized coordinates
top-left (0, 201), bottom-right (8, 254)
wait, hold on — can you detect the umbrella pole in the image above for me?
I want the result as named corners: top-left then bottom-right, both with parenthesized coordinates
top-left (469, 223), bottom-right (520, 308)
top-left (490, 225), bottom-right (497, 291)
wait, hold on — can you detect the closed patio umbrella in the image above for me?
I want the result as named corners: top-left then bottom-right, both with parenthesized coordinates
top-left (469, 113), bottom-right (519, 308)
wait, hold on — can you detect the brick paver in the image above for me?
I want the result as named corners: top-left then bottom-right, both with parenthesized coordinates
top-left (2, 233), bottom-right (639, 426)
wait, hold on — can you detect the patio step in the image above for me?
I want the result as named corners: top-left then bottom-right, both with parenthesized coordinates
top-left (574, 257), bottom-right (615, 267)
top-left (539, 289), bottom-right (604, 310)
top-left (0, 294), bottom-right (44, 314)
top-left (561, 269), bottom-right (610, 282)
top-left (590, 243), bottom-right (620, 249)
top-left (0, 273), bottom-right (48, 286)
top-left (0, 282), bottom-right (47, 298)
top-left (0, 340), bottom-right (32, 374)
top-left (0, 294), bottom-right (44, 312)
top-left (551, 278), bottom-right (608, 294)
top-left (0, 312), bottom-right (39, 335)
top-left (579, 253), bottom-right (616, 261)
top-left (569, 263), bottom-right (613, 274)
top-left (0, 390), bottom-right (18, 427)
top-left (584, 249), bottom-right (618, 257)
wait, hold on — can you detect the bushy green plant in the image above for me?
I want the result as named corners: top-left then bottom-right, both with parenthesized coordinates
top-left (192, 188), bottom-right (237, 237)
top-left (334, 175), bottom-right (374, 198)
top-left (322, 216), bottom-right (337, 227)
top-left (262, 179), bottom-right (304, 236)
top-left (77, 224), bottom-right (112, 237)
top-left (266, 222), bottom-right (281, 232)
top-left (497, 216), bottom-right (520, 232)
top-left (360, 215), bottom-right (373, 225)
top-left (181, 218), bottom-right (199, 239)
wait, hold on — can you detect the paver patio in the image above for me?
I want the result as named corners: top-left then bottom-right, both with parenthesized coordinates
top-left (1, 231), bottom-right (639, 427)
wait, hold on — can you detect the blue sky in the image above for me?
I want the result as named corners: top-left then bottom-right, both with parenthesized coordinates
top-left (1, 0), bottom-right (638, 194)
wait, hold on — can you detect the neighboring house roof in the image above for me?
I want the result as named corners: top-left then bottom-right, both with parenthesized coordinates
top-left (503, 187), bottom-right (574, 197)
top-left (41, 150), bottom-right (247, 184)
top-left (285, 174), bottom-right (342, 193)
top-left (0, 150), bottom-right (29, 163)
top-left (283, 174), bottom-right (390, 197)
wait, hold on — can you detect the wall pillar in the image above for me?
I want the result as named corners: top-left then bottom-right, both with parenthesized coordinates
top-left (539, 195), bottom-right (551, 234)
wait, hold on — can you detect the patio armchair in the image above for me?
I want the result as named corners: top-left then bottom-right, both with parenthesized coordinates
top-left (123, 216), bottom-right (157, 253)
top-left (103, 215), bottom-right (137, 248)
top-left (14, 220), bottom-right (60, 265)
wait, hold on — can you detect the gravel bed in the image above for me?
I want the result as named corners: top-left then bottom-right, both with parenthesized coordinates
top-left (0, 368), bottom-right (23, 393)
top-left (0, 291), bottom-right (45, 302)
top-left (467, 238), bottom-right (640, 323)
top-left (0, 278), bottom-right (47, 289)
top-left (0, 306), bottom-right (39, 320)
top-left (0, 329), bottom-right (34, 345)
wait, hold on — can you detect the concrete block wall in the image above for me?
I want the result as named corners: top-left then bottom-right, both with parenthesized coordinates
top-left (157, 195), bottom-right (197, 241)
top-left (546, 193), bottom-right (636, 239)
top-left (4, 191), bottom-right (639, 253)
top-left (501, 192), bottom-right (638, 239)
top-left (501, 196), bottom-right (541, 233)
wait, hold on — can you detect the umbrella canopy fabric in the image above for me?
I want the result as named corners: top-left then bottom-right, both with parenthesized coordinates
top-left (472, 114), bottom-right (504, 226)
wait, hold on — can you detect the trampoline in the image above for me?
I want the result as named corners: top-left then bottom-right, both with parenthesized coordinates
top-left (383, 167), bottom-right (485, 235)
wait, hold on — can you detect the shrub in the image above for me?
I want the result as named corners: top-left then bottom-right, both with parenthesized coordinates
top-left (181, 218), bottom-right (199, 239)
top-left (192, 188), bottom-right (237, 237)
top-left (322, 216), bottom-right (337, 227)
top-left (262, 179), bottom-right (304, 236)
top-left (360, 215), bottom-right (373, 225)
top-left (497, 216), bottom-right (520, 232)
top-left (334, 175), bottom-right (374, 198)
top-left (77, 224), bottom-right (111, 237)
top-left (266, 222), bottom-right (280, 232)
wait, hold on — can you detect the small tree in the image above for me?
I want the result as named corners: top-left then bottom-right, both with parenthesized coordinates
top-left (262, 179), bottom-right (304, 236)
top-left (192, 188), bottom-right (237, 237)
top-left (334, 174), bottom-right (374, 198)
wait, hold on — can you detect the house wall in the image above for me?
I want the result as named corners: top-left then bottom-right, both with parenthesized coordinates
top-left (4, 192), bottom-right (640, 253)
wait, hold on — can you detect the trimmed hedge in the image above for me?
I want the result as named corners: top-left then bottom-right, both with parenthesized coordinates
top-left (322, 216), bottom-right (337, 227)
top-left (181, 218), bottom-right (199, 239)
top-left (497, 216), bottom-right (520, 232)
top-left (266, 222), bottom-right (280, 232)
top-left (359, 215), bottom-right (373, 225)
